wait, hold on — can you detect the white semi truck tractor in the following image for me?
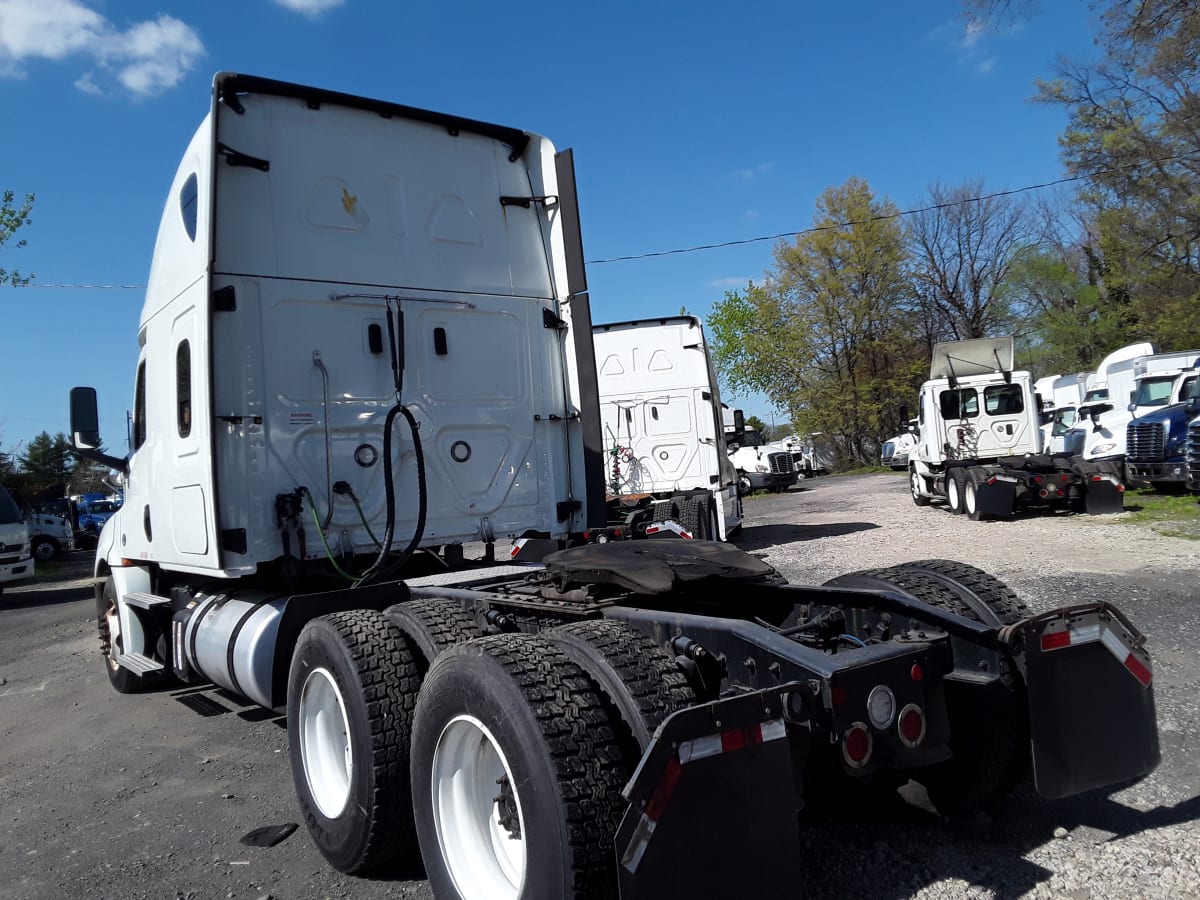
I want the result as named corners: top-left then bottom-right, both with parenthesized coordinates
top-left (70, 75), bottom-right (1161, 899)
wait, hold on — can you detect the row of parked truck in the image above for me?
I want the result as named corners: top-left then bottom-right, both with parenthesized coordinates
top-left (62, 74), bottom-right (1162, 898)
top-left (878, 337), bottom-right (1200, 521)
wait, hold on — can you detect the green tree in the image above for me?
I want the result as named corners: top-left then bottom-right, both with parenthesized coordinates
top-left (708, 179), bottom-right (924, 465)
top-left (18, 432), bottom-right (75, 496)
top-left (1, 190), bottom-right (35, 286)
top-left (968, 1), bottom-right (1200, 348)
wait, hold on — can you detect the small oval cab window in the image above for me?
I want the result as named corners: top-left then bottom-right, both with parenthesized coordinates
top-left (180, 173), bottom-right (198, 241)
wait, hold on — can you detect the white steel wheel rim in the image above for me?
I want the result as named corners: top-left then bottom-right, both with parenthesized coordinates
top-left (299, 667), bottom-right (354, 819)
top-left (948, 475), bottom-right (960, 509)
top-left (105, 604), bottom-right (122, 672)
top-left (965, 479), bottom-right (977, 514)
top-left (910, 469), bottom-right (923, 500)
top-left (431, 714), bottom-right (527, 900)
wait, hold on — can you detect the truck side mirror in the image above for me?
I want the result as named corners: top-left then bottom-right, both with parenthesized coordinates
top-left (733, 410), bottom-right (745, 432)
top-left (898, 404), bottom-right (909, 426)
top-left (70, 387), bottom-right (102, 449)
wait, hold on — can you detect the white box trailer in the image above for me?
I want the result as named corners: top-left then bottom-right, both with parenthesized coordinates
top-left (593, 316), bottom-right (741, 538)
top-left (67, 75), bottom-right (1162, 899)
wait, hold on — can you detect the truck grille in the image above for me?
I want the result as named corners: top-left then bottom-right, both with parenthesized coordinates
top-left (1126, 422), bottom-right (1165, 461)
top-left (1188, 419), bottom-right (1200, 491)
top-left (767, 452), bottom-right (792, 475)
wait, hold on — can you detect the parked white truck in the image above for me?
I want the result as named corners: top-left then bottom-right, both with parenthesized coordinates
top-left (0, 485), bottom-right (33, 595)
top-left (69, 74), bottom-right (1161, 899)
top-left (720, 408), bottom-right (798, 494)
top-left (909, 337), bottom-right (1125, 518)
top-left (1065, 344), bottom-right (1199, 476)
top-left (593, 316), bottom-right (741, 539)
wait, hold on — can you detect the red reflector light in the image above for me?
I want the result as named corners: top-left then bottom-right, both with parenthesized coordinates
top-left (1124, 653), bottom-right (1152, 687)
top-left (1060, 473), bottom-right (1070, 482)
top-left (613, 528), bottom-right (623, 537)
top-left (582, 530), bottom-right (591, 540)
top-left (831, 686), bottom-right (847, 706)
top-left (1091, 475), bottom-right (1101, 482)
top-left (1117, 484), bottom-right (1125, 492)
top-left (986, 476), bottom-right (997, 486)
top-left (898, 704), bottom-right (926, 747)
top-left (1041, 630), bottom-right (1071, 651)
top-left (910, 663), bottom-right (924, 682)
top-left (1034, 475), bottom-right (1043, 484)
top-left (842, 724), bottom-right (871, 767)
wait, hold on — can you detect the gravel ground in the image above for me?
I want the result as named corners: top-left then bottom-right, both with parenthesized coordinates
top-left (1, 473), bottom-right (1197, 899)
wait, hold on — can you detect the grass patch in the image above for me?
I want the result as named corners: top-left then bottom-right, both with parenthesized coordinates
top-left (1119, 488), bottom-right (1200, 539)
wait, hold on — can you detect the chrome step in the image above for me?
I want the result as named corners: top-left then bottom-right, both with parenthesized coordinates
top-left (124, 591), bottom-right (171, 609)
top-left (115, 652), bottom-right (165, 675)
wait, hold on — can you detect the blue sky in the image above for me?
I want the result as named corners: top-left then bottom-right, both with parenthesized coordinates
top-left (0, 0), bottom-right (1099, 455)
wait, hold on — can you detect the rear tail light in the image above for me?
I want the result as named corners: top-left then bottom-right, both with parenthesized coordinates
top-left (867, 686), bottom-right (896, 729)
top-left (842, 723), bottom-right (872, 768)
top-left (1033, 475), bottom-right (1043, 484)
top-left (897, 704), bottom-right (926, 748)
top-left (1039, 489), bottom-right (1048, 498)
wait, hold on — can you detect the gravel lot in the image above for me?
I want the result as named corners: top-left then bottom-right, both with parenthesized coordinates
top-left (1, 472), bottom-right (1197, 899)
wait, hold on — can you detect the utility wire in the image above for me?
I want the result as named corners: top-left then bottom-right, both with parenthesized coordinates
top-left (10, 152), bottom-right (1198, 286)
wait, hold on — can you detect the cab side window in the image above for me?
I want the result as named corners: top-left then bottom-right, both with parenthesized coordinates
top-left (177, 340), bottom-right (192, 438)
top-left (984, 384), bottom-right (1024, 416)
top-left (133, 361), bottom-right (148, 451)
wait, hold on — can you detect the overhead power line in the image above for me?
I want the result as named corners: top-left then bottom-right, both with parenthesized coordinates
top-left (9, 152), bottom-right (1197, 287)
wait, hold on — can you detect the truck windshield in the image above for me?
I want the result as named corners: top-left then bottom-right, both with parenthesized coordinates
top-left (1133, 376), bottom-right (1177, 408)
top-left (740, 430), bottom-right (765, 447)
top-left (0, 487), bottom-right (22, 525)
top-left (1083, 388), bottom-right (1108, 403)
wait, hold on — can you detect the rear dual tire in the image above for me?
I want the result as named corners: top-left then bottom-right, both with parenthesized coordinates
top-left (412, 634), bottom-right (632, 900)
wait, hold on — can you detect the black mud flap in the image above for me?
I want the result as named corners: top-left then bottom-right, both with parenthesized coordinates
top-left (615, 691), bottom-right (800, 899)
top-left (1083, 476), bottom-right (1125, 514)
top-left (976, 477), bottom-right (1016, 518)
top-left (1017, 604), bottom-right (1159, 799)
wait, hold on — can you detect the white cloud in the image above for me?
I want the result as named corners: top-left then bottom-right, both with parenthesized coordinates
top-left (708, 277), bottom-right (751, 289)
top-left (732, 162), bottom-right (775, 182)
top-left (977, 58), bottom-right (996, 75)
top-left (0, 0), bottom-right (204, 97)
top-left (271, 0), bottom-right (346, 15)
top-left (744, 209), bottom-right (760, 220)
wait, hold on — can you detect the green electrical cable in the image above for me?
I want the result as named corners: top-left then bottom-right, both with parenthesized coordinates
top-left (299, 487), bottom-right (357, 582)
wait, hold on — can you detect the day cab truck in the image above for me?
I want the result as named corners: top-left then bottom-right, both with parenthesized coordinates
top-left (592, 316), bottom-right (741, 540)
top-left (721, 407), bottom-right (798, 494)
top-left (1124, 364), bottom-right (1200, 491)
top-left (1069, 345), bottom-right (1200, 480)
top-left (69, 73), bottom-right (1160, 900)
top-left (0, 485), bottom-right (34, 595)
top-left (909, 337), bottom-right (1125, 519)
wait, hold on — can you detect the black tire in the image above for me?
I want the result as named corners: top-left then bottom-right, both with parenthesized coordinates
top-left (910, 466), bottom-right (931, 506)
top-left (678, 496), bottom-right (710, 540)
top-left (32, 537), bottom-right (58, 562)
top-left (946, 468), bottom-right (966, 514)
top-left (386, 597), bottom-right (480, 672)
top-left (963, 468), bottom-right (985, 521)
top-left (96, 578), bottom-right (164, 694)
top-left (411, 633), bottom-right (631, 900)
top-left (547, 619), bottom-right (695, 750)
top-left (898, 559), bottom-right (1029, 625)
top-left (287, 609), bottom-right (421, 874)
top-left (870, 564), bottom-right (1027, 815)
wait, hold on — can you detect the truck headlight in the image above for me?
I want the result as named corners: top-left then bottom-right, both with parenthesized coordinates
top-left (1090, 442), bottom-right (1117, 456)
top-left (754, 464), bottom-right (769, 473)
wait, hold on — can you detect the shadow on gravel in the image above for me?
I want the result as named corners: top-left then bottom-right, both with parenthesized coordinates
top-left (734, 522), bottom-right (879, 550)
top-left (794, 784), bottom-right (1200, 899)
top-left (0, 580), bottom-right (93, 611)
